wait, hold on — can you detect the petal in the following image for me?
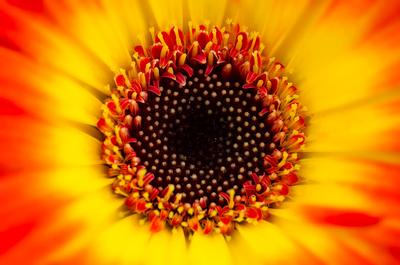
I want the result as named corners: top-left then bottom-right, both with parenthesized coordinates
top-left (189, 233), bottom-right (232, 265)
top-left (233, 222), bottom-right (305, 265)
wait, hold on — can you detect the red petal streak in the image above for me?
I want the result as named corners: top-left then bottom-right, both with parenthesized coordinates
top-left (360, 1), bottom-right (400, 49)
top-left (306, 206), bottom-right (381, 227)
top-left (0, 222), bottom-right (35, 254)
top-left (6, 0), bottom-right (45, 14)
top-left (326, 212), bottom-right (380, 227)
top-left (387, 246), bottom-right (400, 262)
top-left (0, 97), bottom-right (26, 116)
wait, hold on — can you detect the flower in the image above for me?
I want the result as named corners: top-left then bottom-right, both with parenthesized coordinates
top-left (99, 23), bottom-right (306, 235)
top-left (1, 0), bottom-right (400, 265)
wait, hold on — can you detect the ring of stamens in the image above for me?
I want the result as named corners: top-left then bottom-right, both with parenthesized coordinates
top-left (98, 23), bottom-right (306, 235)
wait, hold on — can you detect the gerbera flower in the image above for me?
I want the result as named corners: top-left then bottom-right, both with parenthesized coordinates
top-left (1, 0), bottom-right (400, 264)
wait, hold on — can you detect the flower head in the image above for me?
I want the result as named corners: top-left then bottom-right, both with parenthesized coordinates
top-left (1, 0), bottom-right (400, 265)
top-left (98, 23), bottom-right (306, 235)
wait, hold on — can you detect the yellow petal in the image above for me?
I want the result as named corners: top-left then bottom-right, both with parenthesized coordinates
top-left (189, 233), bottom-right (232, 265)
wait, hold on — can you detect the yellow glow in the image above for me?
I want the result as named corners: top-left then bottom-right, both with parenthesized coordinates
top-left (52, 125), bottom-right (102, 166)
top-left (188, 233), bottom-right (232, 265)
top-left (233, 221), bottom-right (298, 264)
top-left (290, 183), bottom-right (371, 210)
top-left (289, 19), bottom-right (400, 113)
top-left (186, 0), bottom-right (229, 26)
top-left (45, 76), bottom-right (102, 125)
top-left (306, 102), bottom-right (400, 152)
top-left (281, 221), bottom-right (343, 265)
top-left (43, 166), bottom-right (110, 197)
top-left (90, 216), bottom-right (150, 264)
top-left (149, 0), bottom-right (185, 29)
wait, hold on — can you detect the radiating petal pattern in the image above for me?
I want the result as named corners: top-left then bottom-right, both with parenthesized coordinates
top-left (0, 0), bottom-right (399, 264)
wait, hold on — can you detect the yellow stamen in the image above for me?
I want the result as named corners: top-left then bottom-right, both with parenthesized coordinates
top-left (137, 168), bottom-right (147, 187)
top-left (235, 35), bottom-right (243, 50)
top-left (178, 53), bottom-right (187, 67)
top-left (173, 26), bottom-right (182, 46)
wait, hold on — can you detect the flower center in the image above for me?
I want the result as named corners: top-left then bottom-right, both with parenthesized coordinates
top-left (98, 23), bottom-right (306, 236)
top-left (136, 70), bottom-right (269, 205)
